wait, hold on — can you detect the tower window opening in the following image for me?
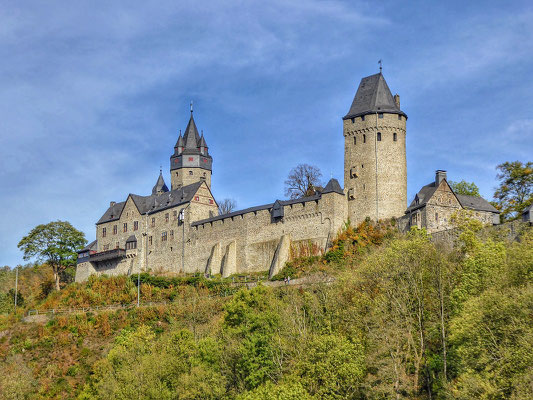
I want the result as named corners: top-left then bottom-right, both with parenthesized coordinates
top-left (134, 221), bottom-right (138, 231)
top-left (351, 118), bottom-right (355, 123)
top-left (123, 223), bottom-right (127, 232)
top-left (102, 228), bottom-right (106, 237)
top-left (398, 115), bottom-right (402, 120)
top-left (378, 113), bottom-right (383, 119)
top-left (361, 115), bottom-right (365, 121)
top-left (363, 134), bottom-right (366, 143)
top-left (113, 225), bottom-right (117, 235)
top-left (175, 172), bottom-right (179, 177)
top-left (377, 132), bottom-right (382, 141)
top-left (189, 171), bottom-right (193, 176)
top-left (393, 132), bottom-right (397, 141)
top-left (435, 213), bottom-right (439, 223)
top-left (353, 136), bottom-right (356, 145)
top-left (361, 164), bottom-right (364, 168)
top-left (162, 231), bottom-right (167, 242)
top-left (151, 217), bottom-right (155, 227)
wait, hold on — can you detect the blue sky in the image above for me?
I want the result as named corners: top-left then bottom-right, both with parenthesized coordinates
top-left (1, 0), bottom-right (532, 267)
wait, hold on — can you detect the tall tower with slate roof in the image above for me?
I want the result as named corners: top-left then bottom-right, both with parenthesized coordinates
top-left (170, 109), bottom-right (213, 190)
top-left (343, 72), bottom-right (407, 223)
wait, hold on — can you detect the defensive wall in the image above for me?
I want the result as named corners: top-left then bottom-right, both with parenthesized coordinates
top-left (75, 188), bottom-right (347, 282)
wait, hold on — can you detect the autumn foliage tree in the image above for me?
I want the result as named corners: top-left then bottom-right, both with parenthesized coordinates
top-left (493, 161), bottom-right (532, 220)
top-left (17, 221), bottom-right (86, 291)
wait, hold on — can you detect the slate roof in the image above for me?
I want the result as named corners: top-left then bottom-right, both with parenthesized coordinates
top-left (322, 178), bottom-right (344, 195)
top-left (344, 73), bottom-right (407, 120)
top-left (456, 194), bottom-right (499, 213)
top-left (126, 235), bottom-right (137, 243)
top-left (96, 181), bottom-right (203, 225)
top-left (152, 172), bottom-right (169, 195)
top-left (183, 114), bottom-right (201, 150)
top-left (78, 240), bottom-right (97, 253)
top-left (406, 181), bottom-right (499, 214)
top-left (405, 182), bottom-right (439, 213)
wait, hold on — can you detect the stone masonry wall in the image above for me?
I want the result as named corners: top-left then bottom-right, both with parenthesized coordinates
top-left (76, 191), bottom-right (347, 282)
top-left (344, 112), bottom-right (407, 224)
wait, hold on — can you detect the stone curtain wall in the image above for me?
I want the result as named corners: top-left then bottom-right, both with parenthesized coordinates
top-left (76, 191), bottom-right (347, 282)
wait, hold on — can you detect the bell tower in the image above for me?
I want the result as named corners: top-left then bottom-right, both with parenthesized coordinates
top-left (343, 72), bottom-right (407, 223)
top-left (170, 106), bottom-right (213, 190)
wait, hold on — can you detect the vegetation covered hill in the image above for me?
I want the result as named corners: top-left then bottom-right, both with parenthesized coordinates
top-left (0, 219), bottom-right (532, 399)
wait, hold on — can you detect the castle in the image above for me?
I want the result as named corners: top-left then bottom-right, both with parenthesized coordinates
top-left (75, 72), bottom-right (499, 282)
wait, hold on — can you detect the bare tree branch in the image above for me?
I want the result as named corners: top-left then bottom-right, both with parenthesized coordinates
top-left (218, 198), bottom-right (237, 215)
top-left (284, 164), bottom-right (323, 199)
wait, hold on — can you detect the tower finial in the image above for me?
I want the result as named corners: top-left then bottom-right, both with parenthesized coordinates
top-left (378, 59), bottom-right (382, 73)
top-left (160, 165), bottom-right (162, 174)
top-left (190, 101), bottom-right (193, 114)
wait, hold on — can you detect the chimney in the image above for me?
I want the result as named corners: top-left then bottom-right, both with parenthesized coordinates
top-left (110, 201), bottom-right (116, 207)
top-left (435, 170), bottom-right (447, 186)
top-left (394, 94), bottom-right (400, 108)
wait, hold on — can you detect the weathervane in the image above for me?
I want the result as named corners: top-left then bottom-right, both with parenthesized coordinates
top-left (190, 101), bottom-right (193, 114)
top-left (378, 59), bottom-right (382, 73)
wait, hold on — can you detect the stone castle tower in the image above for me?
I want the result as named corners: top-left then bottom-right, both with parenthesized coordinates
top-left (343, 72), bottom-right (407, 223)
top-left (170, 109), bottom-right (213, 190)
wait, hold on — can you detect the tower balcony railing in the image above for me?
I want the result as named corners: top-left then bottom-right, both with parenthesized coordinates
top-left (88, 248), bottom-right (126, 262)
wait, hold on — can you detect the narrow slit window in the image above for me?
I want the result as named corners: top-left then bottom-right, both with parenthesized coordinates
top-left (363, 134), bottom-right (366, 143)
top-left (393, 132), bottom-right (397, 141)
top-left (353, 136), bottom-right (356, 145)
top-left (377, 132), bottom-right (382, 141)
top-left (361, 115), bottom-right (365, 121)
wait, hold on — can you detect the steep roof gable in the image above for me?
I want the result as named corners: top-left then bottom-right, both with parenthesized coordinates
top-left (96, 181), bottom-right (204, 225)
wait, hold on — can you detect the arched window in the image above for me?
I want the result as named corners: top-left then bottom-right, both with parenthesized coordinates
top-left (353, 136), bottom-right (356, 145)
top-left (363, 134), bottom-right (366, 143)
top-left (393, 132), bottom-right (397, 141)
top-left (377, 132), bottom-right (382, 141)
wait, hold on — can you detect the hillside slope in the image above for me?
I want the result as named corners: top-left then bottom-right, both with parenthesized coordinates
top-left (0, 221), bottom-right (532, 399)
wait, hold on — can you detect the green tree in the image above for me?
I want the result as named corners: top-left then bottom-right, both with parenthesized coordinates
top-left (449, 180), bottom-right (481, 197)
top-left (294, 334), bottom-right (365, 399)
top-left (222, 285), bottom-right (282, 390)
top-left (493, 161), bottom-right (533, 220)
top-left (449, 286), bottom-right (533, 399)
top-left (17, 221), bottom-right (86, 291)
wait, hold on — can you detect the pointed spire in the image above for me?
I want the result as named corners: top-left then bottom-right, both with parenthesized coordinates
top-left (199, 132), bottom-right (207, 148)
top-left (152, 170), bottom-right (169, 195)
top-left (343, 72), bottom-right (406, 120)
top-left (183, 112), bottom-right (201, 149)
